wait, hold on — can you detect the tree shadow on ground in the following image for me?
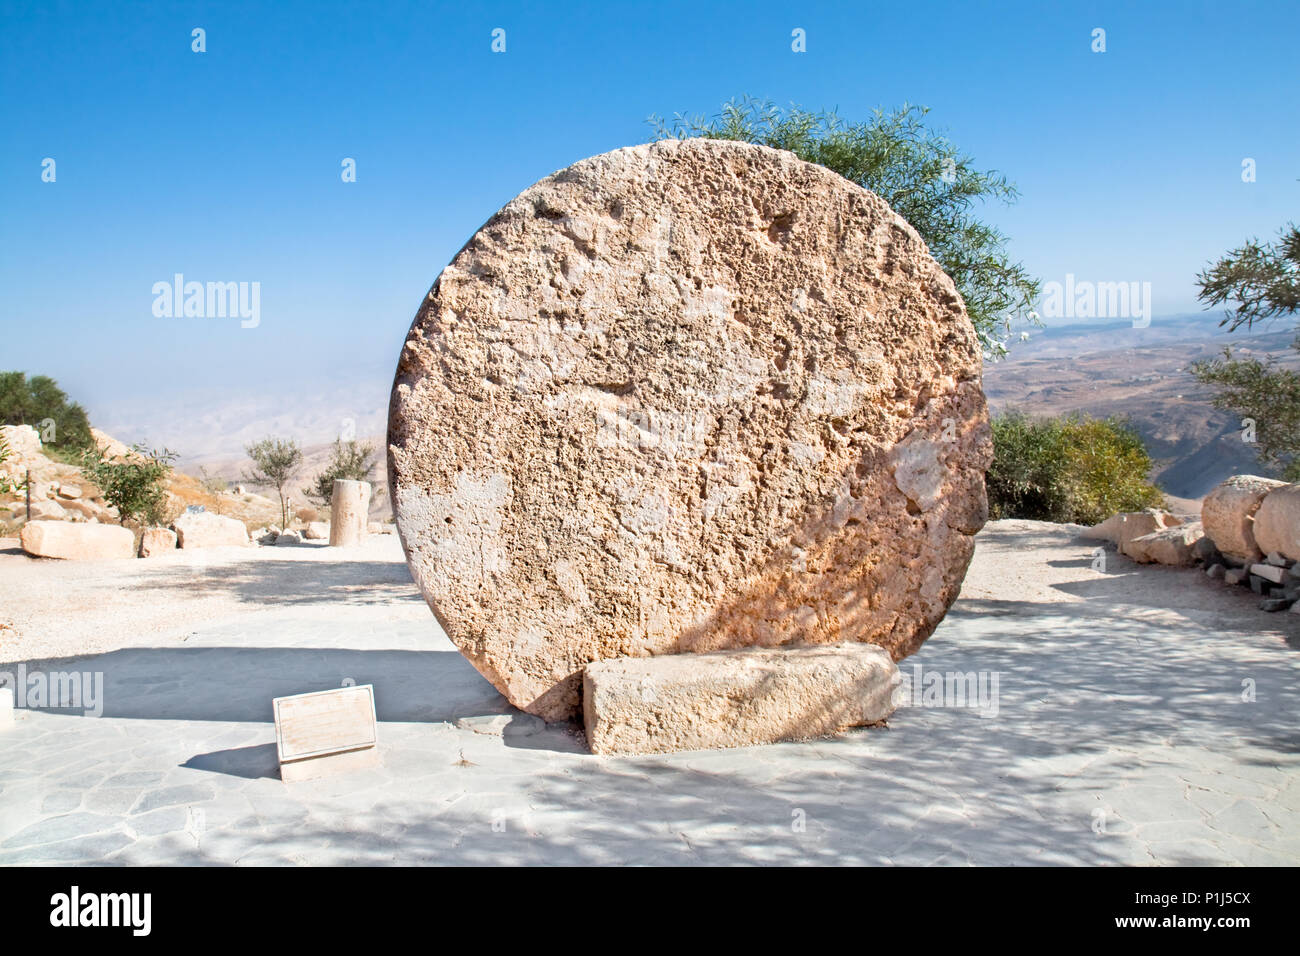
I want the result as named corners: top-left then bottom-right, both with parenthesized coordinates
top-left (131, 554), bottom-right (426, 608)
top-left (3, 647), bottom-right (506, 724)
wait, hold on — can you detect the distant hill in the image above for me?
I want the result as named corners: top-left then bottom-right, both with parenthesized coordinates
top-left (191, 433), bottom-right (391, 521)
top-left (81, 311), bottom-right (1296, 513)
top-left (985, 313), bottom-right (1298, 500)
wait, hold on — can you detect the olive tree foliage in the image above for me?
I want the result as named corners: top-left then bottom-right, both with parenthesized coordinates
top-left (244, 437), bottom-right (303, 531)
top-left (309, 438), bottom-right (377, 506)
top-left (1190, 224), bottom-right (1300, 480)
top-left (650, 98), bottom-right (1041, 357)
top-left (79, 442), bottom-right (178, 527)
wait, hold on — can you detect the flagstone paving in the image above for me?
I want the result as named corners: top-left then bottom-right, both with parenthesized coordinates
top-left (1, 522), bottom-right (1298, 865)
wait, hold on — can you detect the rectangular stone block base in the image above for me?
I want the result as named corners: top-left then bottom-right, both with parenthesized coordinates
top-left (280, 745), bottom-right (381, 782)
top-left (583, 642), bottom-right (901, 756)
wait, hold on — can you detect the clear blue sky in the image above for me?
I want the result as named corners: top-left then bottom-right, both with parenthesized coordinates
top-left (1, 0), bottom-right (1296, 421)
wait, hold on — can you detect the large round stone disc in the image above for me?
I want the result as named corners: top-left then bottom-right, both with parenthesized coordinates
top-left (388, 139), bottom-right (991, 721)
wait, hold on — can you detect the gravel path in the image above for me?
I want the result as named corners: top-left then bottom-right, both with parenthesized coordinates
top-left (1, 521), bottom-right (1297, 865)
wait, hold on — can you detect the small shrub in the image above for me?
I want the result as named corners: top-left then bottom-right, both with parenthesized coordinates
top-left (79, 442), bottom-right (178, 527)
top-left (309, 439), bottom-right (376, 506)
top-left (244, 437), bottom-right (302, 531)
top-left (198, 467), bottom-right (228, 514)
top-left (987, 412), bottom-right (1163, 525)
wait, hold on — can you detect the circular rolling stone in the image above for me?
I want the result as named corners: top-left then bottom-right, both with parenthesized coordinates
top-left (388, 138), bottom-right (991, 721)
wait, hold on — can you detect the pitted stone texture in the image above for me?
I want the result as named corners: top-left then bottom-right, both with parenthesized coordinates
top-left (139, 528), bottom-right (177, 558)
top-left (1117, 510), bottom-right (1181, 559)
top-left (1202, 475), bottom-right (1285, 563)
top-left (1127, 521), bottom-right (1203, 566)
top-left (388, 138), bottom-right (991, 721)
top-left (583, 642), bottom-right (900, 755)
top-left (1252, 484), bottom-right (1300, 562)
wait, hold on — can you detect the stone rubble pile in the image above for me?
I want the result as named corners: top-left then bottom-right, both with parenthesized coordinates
top-left (1199, 475), bottom-right (1300, 613)
top-left (1086, 476), bottom-right (1300, 614)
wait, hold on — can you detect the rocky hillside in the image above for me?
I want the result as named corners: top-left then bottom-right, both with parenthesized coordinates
top-left (1, 424), bottom-right (323, 535)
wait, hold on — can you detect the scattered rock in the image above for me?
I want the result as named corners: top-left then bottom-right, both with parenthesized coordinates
top-left (1084, 509), bottom-right (1182, 547)
top-left (1116, 510), bottom-right (1181, 559)
top-left (1081, 512), bottom-right (1126, 544)
top-left (1202, 475), bottom-right (1286, 563)
top-left (26, 499), bottom-right (66, 521)
top-left (1127, 521), bottom-right (1203, 566)
top-left (454, 713), bottom-right (545, 737)
top-left (139, 528), bottom-right (177, 557)
top-left (1206, 563), bottom-right (1226, 580)
top-left (1193, 536), bottom-right (1221, 563)
top-left (303, 521), bottom-right (330, 540)
top-left (56, 498), bottom-right (106, 521)
top-left (389, 138), bottom-right (992, 720)
top-left (1259, 597), bottom-right (1294, 612)
top-left (0, 423), bottom-right (42, 461)
top-left (20, 521), bottom-right (135, 560)
top-left (55, 484), bottom-right (82, 499)
top-left (583, 642), bottom-right (901, 755)
top-left (1224, 568), bottom-right (1248, 586)
top-left (275, 530), bottom-right (302, 546)
top-left (172, 511), bottom-right (250, 549)
top-left (1250, 563), bottom-right (1287, 584)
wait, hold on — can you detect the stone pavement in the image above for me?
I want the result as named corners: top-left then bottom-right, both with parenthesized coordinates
top-left (1, 523), bottom-right (1298, 865)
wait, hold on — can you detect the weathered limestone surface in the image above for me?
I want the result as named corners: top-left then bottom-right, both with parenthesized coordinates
top-left (139, 527), bottom-right (177, 557)
top-left (19, 521), bottom-right (134, 560)
top-left (25, 500), bottom-right (66, 521)
top-left (1252, 484), bottom-right (1300, 562)
top-left (329, 480), bottom-right (371, 547)
top-left (1119, 512), bottom-right (1181, 558)
top-left (1202, 475), bottom-right (1285, 562)
top-left (583, 642), bottom-right (901, 755)
top-left (173, 511), bottom-right (250, 549)
top-left (389, 139), bottom-right (992, 720)
top-left (1127, 521), bottom-right (1203, 566)
top-left (0, 424), bottom-right (42, 469)
top-left (1084, 509), bottom-right (1181, 548)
